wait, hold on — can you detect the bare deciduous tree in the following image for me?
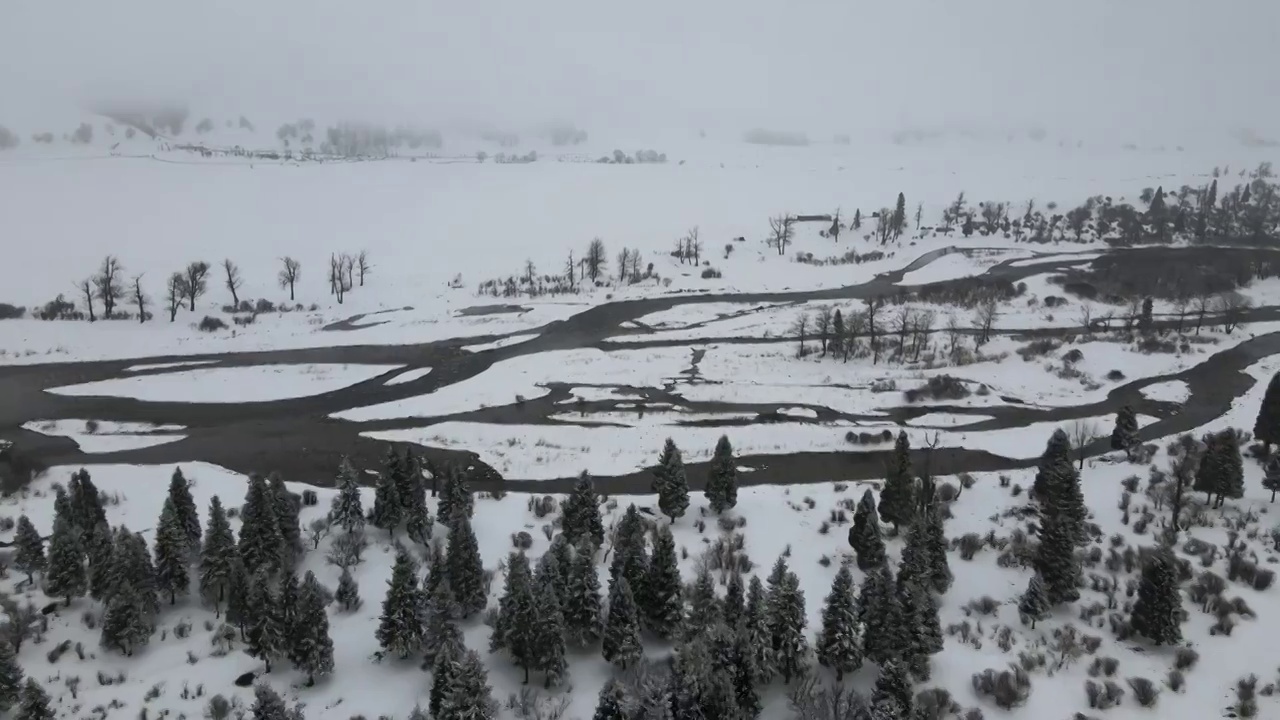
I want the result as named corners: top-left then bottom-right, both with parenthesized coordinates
top-left (356, 251), bottom-right (371, 287)
top-left (341, 254), bottom-right (356, 291)
top-left (166, 273), bottom-right (186, 322)
top-left (1164, 434), bottom-right (1202, 538)
top-left (627, 248), bottom-right (642, 282)
top-left (563, 250), bottom-right (575, 291)
top-left (78, 277), bottom-right (96, 322)
top-left (184, 261), bottom-right (211, 311)
top-left (1218, 290), bottom-right (1250, 333)
top-left (893, 305), bottom-right (914, 360)
top-left (1192, 288), bottom-right (1214, 335)
top-left (864, 296), bottom-right (884, 364)
top-left (842, 310), bottom-right (866, 361)
top-left (1069, 419), bottom-right (1099, 469)
top-left (615, 248), bottom-right (632, 283)
top-left (131, 275), bottom-right (148, 323)
top-left (945, 313), bottom-right (963, 360)
top-left (523, 259), bottom-right (537, 285)
top-left (686, 227), bottom-right (702, 264)
top-left (768, 215), bottom-right (794, 256)
top-left (584, 237), bottom-right (607, 282)
top-left (328, 254), bottom-right (351, 303)
top-left (1077, 303), bottom-right (1094, 334)
top-left (222, 259), bottom-right (243, 306)
top-left (972, 298), bottom-right (999, 346)
top-left (278, 257), bottom-right (301, 301)
top-left (814, 305), bottom-right (834, 356)
top-left (791, 312), bottom-right (811, 358)
top-left (94, 255), bottom-right (125, 319)
top-left (912, 309), bottom-right (936, 361)
top-left (1171, 289), bottom-right (1191, 334)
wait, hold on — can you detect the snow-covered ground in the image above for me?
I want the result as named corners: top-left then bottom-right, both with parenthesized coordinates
top-left (1142, 380), bottom-right (1191, 404)
top-left (384, 367), bottom-right (433, 386)
top-left (47, 364), bottom-right (403, 403)
top-left (21, 419), bottom-right (186, 453)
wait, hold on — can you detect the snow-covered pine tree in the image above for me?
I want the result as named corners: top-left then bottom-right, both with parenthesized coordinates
top-left (100, 584), bottom-right (149, 656)
top-left (563, 539), bottom-right (603, 646)
top-left (533, 545), bottom-right (567, 610)
top-left (921, 502), bottom-right (952, 593)
top-left (437, 465), bottom-right (474, 523)
top-left (1254, 371), bottom-right (1280, 454)
top-left (652, 438), bottom-right (690, 522)
top-left (16, 679), bottom-right (53, 720)
top-left (86, 522), bottom-right (113, 602)
top-left (0, 640), bottom-right (22, 711)
top-left (200, 496), bottom-right (236, 614)
top-left (335, 567), bottom-right (361, 611)
top-left (446, 513), bottom-right (487, 617)
top-left (1034, 509), bottom-right (1082, 605)
top-left (52, 486), bottom-right (73, 528)
top-left (246, 568), bottom-right (285, 672)
top-left (276, 572), bottom-right (301, 644)
top-left (608, 505), bottom-right (649, 593)
top-left (602, 575), bottom-right (643, 669)
top-left (239, 474), bottom-right (283, 576)
top-left (428, 641), bottom-right (458, 719)
top-left (1215, 429), bottom-right (1245, 507)
top-left (547, 535), bottom-right (574, 604)
top-left (743, 575), bottom-right (775, 684)
top-left (399, 450), bottom-right (432, 544)
top-left (439, 649), bottom-right (498, 720)
top-left (731, 624), bottom-right (763, 718)
top-left (561, 471), bottom-right (606, 548)
top-left (896, 571), bottom-right (941, 680)
top-left (878, 432), bottom-right (916, 530)
top-left (268, 472), bottom-right (302, 565)
top-left (372, 459), bottom-right (403, 537)
top-left (378, 550), bottom-right (425, 659)
top-left (533, 569), bottom-right (568, 688)
top-left (644, 524), bottom-right (683, 639)
top-left (705, 435), bottom-right (739, 513)
top-left (421, 579), bottom-right (463, 667)
top-left (68, 469), bottom-right (107, 531)
top-left (250, 683), bottom-right (288, 720)
top-left (422, 540), bottom-right (446, 599)
top-left (872, 660), bottom-right (913, 719)
top-left (723, 572), bottom-right (745, 627)
top-left (817, 563), bottom-right (863, 681)
top-left (1018, 573), bottom-right (1049, 628)
top-left (331, 457), bottom-right (365, 534)
top-left (292, 571), bottom-right (335, 685)
top-left (849, 489), bottom-right (886, 570)
top-left (153, 498), bottom-right (191, 604)
top-left (1264, 456), bottom-right (1280, 502)
top-left (1034, 429), bottom-right (1088, 545)
top-left (13, 516), bottom-right (44, 585)
top-left (167, 467), bottom-right (202, 551)
top-left (44, 516), bottom-right (85, 606)
top-left (490, 552), bottom-right (536, 678)
top-left (108, 529), bottom-right (158, 620)
top-left (592, 677), bottom-right (628, 720)
top-left (1111, 405), bottom-right (1140, 458)
top-left (858, 562), bottom-right (904, 664)
top-left (225, 555), bottom-right (251, 631)
top-left (769, 570), bottom-right (810, 684)
top-left (1130, 548), bottom-right (1183, 645)
top-left (684, 565), bottom-right (722, 640)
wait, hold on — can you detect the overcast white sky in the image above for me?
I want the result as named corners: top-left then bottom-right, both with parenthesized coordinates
top-left (3, 0), bottom-right (1278, 143)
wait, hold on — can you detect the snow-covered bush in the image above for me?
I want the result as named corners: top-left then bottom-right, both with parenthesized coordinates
top-left (972, 666), bottom-right (1031, 709)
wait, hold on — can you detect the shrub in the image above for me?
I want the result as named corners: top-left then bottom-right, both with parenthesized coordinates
top-left (1173, 648), bottom-right (1199, 671)
top-left (1107, 369), bottom-right (1126, 381)
top-left (1253, 568), bottom-right (1275, 590)
top-left (1087, 657), bottom-right (1119, 678)
top-left (1128, 677), bottom-right (1159, 707)
top-left (913, 688), bottom-right (962, 720)
top-left (701, 267), bottom-right (722, 279)
top-left (1166, 669), bottom-right (1185, 692)
top-left (0, 303), bottom-right (25, 320)
top-left (957, 533), bottom-right (984, 560)
top-left (198, 316), bottom-right (227, 332)
top-left (904, 375), bottom-right (971, 403)
top-left (965, 596), bottom-right (1000, 617)
top-left (1017, 338), bottom-right (1061, 360)
top-left (972, 667), bottom-right (1031, 709)
top-left (528, 495), bottom-right (556, 518)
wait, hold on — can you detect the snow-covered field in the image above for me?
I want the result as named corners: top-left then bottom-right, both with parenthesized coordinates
top-left (20, 419), bottom-right (186, 453)
top-left (48, 364), bottom-right (403, 403)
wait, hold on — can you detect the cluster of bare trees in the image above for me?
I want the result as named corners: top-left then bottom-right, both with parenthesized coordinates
top-left (789, 294), bottom-right (1003, 366)
top-left (327, 251), bottom-right (370, 304)
top-left (1075, 288), bottom-right (1252, 337)
top-left (768, 215), bottom-right (795, 255)
top-left (671, 226), bottom-right (703, 265)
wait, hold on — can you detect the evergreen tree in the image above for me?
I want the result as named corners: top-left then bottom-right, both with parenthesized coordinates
top-left (68, 469), bottom-right (107, 531)
top-left (239, 474), bottom-right (283, 576)
top-left (879, 432), bottom-right (916, 530)
top-left (108, 529), bottom-right (158, 620)
top-left (167, 467), bottom-right (202, 551)
top-left (0, 640), bottom-right (21, 711)
top-left (292, 572), bottom-right (335, 685)
top-left (533, 570), bottom-right (568, 687)
top-left (728, 624), bottom-right (763, 718)
top-left (593, 677), bottom-right (628, 720)
top-left (447, 513), bottom-right (487, 617)
top-left (1111, 405), bottom-right (1140, 458)
top-left (268, 472), bottom-right (302, 565)
top-left (817, 563), bottom-right (862, 681)
top-left (1264, 456), bottom-right (1280, 502)
top-left (13, 516), bottom-right (44, 585)
top-left (490, 552), bottom-right (537, 680)
top-left (423, 540), bottom-right (447, 600)
top-left (1254, 372), bottom-right (1280, 453)
top-left (850, 489), bottom-right (887, 570)
top-left (872, 661), bottom-right (914, 719)
top-left (921, 502), bottom-right (952, 593)
top-left (547, 535), bottom-right (574, 605)
top-left (44, 516), bottom-right (85, 606)
top-left (331, 457), bottom-right (365, 534)
top-left (892, 192), bottom-right (907, 238)
top-left (533, 545), bottom-right (567, 611)
top-left (1131, 549), bottom-right (1183, 645)
top-left (153, 498), bottom-right (190, 604)
top-left (439, 650), bottom-right (497, 720)
top-left (400, 451), bottom-right (432, 544)
top-left (1034, 429), bottom-right (1088, 545)
top-left (421, 580), bottom-right (463, 666)
top-left (1216, 429), bottom-right (1245, 507)
top-left (246, 568), bottom-right (285, 672)
top-left (769, 570), bottom-right (810, 684)
top-left (702, 623), bottom-right (742, 719)
top-left (276, 572), bottom-right (301, 645)
top-left (895, 560), bottom-right (942, 680)
top-left (200, 496), bottom-right (236, 614)
top-left (437, 466), bottom-right (474, 523)
top-left (1147, 186), bottom-right (1167, 240)
top-left (602, 575), bottom-right (643, 669)
top-left (101, 584), bottom-right (150, 655)
top-left (652, 438), bottom-right (690, 522)
top-left (377, 550), bottom-right (425, 659)
top-left (335, 567), bottom-right (361, 611)
top-left (853, 208), bottom-right (862, 230)
top-left (16, 679), bottom-right (52, 720)
top-left (743, 575), bottom-right (775, 685)
top-left (563, 540), bottom-right (602, 646)
top-left (705, 435), bottom-right (739, 514)
top-left (428, 641), bottom-right (459, 719)
top-left (859, 562), bottom-right (903, 664)
top-left (1034, 510), bottom-right (1082, 605)
top-left (723, 572), bottom-right (745, 627)
top-left (608, 505), bottom-right (649, 593)
top-left (1194, 431), bottom-right (1222, 502)
top-left (225, 555), bottom-right (251, 632)
top-left (1018, 573), bottom-right (1049, 629)
top-left (371, 461), bottom-right (403, 536)
top-left (561, 471), bottom-right (606, 548)
top-left (644, 524), bottom-right (683, 639)
top-left (86, 521), bottom-right (113, 602)
top-left (52, 486), bottom-right (73, 527)
top-left (250, 683), bottom-right (288, 720)
top-left (685, 565), bottom-right (722, 640)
